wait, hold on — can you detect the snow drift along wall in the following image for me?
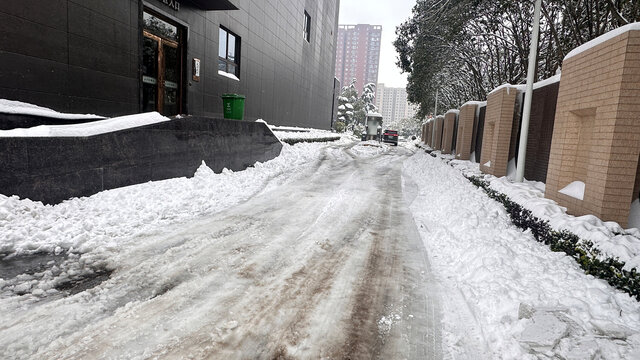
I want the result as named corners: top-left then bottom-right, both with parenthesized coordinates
top-left (0, 117), bottom-right (282, 204)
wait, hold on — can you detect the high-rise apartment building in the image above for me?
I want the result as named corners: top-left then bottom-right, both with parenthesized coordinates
top-left (335, 24), bottom-right (382, 94)
top-left (375, 84), bottom-right (418, 123)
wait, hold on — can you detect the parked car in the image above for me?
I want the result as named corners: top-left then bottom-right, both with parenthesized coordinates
top-left (382, 130), bottom-right (399, 146)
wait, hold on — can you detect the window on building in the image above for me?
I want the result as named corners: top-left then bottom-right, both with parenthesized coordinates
top-left (303, 11), bottom-right (311, 42)
top-left (218, 26), bottom-right (240, 78)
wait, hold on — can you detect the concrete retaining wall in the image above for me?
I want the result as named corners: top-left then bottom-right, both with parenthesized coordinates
top-left (0, 116), bottom-right (282, 204)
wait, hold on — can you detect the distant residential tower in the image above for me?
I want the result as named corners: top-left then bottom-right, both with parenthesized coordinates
top-left (335, 24), bottom-right (382, 94)
top-left (375, 84), bottom-right (417, 124)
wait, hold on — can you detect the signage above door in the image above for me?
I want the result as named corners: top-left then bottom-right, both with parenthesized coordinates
top-left (160, 0), bottom-right (180, 11)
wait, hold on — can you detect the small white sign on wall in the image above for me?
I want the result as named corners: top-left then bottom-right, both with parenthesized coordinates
top-left (192, 58), bottom-right (201, 81)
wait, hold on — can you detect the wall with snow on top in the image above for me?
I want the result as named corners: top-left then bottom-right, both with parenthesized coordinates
top-left (545, 26), bottom-right (640, 227)
top-left (0, 116), bottom-right (282, 204)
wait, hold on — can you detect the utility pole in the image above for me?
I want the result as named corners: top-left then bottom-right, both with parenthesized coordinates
top-left (516, 0), bottom-right (542, 182)
top-left (432, 88), bottom-right (439, 146)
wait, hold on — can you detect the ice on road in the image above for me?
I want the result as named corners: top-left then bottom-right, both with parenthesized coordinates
top-left (1, 141), bottom-right (442, 359)
top-left (4, 140), bottom-right (639, 359)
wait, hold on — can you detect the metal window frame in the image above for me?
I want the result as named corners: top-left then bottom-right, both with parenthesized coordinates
top-left (218, 25), bottom-right (241, 78)
top-left (303, 10), bottom-right (311, 42)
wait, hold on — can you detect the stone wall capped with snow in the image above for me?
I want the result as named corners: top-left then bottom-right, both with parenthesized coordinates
top-left (545, 27), bottom-right (640, 227)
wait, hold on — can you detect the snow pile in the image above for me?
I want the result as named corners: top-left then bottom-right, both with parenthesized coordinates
top-left (0, 140), bottom-right (350, 260)
top-left (0, 112), bottom-right (169, 137)
top-left (450, 159), bottom-right (481, 177)
top-left (272, 126), bottom-right (339, 141)
top-left (404, 152), bottom-right (640, 359)
top-left (489, 177), bottom-right (640, 271)
top-left (558, 181), bottom-right (586, 200)
top-left (350, 141), bottom-right (389, 157)
top-left (0, 99), bottom-right (104, 120)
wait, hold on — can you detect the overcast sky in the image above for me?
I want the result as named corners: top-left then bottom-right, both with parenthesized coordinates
top-left (338, 0), bottom-right (416, 88)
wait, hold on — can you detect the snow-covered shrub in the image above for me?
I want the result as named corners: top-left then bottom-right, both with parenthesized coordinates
top-left (466, 175), bottom-right (640, 301)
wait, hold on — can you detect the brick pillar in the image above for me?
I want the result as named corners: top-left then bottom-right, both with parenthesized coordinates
top-left (545, 27), bottom-right (640, 227)
top-left (456, 103), bottom-right (478, 160)
top-left (479, 86), bottom-right (519, 177)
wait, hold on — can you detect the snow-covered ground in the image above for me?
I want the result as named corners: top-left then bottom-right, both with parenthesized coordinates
top-left (406, 150), bottom-right (640, 359)
top-left (2, 137), bottom-right (639, 359)
top-left (448, 156), bottom-right (640, 272)
top-left (1, 138), bottom-right (438, 359)
top-left (0, 139), bottom-right (352, 302)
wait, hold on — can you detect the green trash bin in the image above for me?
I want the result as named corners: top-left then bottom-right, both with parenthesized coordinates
top-left (221, 93), bottom-right (246, 120)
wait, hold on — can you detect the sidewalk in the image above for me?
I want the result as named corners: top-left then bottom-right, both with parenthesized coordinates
top-left (403, 149), bottom-right (640, 359)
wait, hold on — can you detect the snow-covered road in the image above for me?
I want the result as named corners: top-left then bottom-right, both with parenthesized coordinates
top-left (1, 142), bottom-right (442, 359)
top-left (3, 139), bottom-right (640, 359)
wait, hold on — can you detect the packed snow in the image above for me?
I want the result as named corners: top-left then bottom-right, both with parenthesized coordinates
top-left (490, 177), bottom-right (640, 272)
top-left (0, 99), bottom-right (104, 120)
top-left (461, 100), bottom-right (487, 108)
top-left (559, 181), bottom-right (586, 201)
top-left (350, 140), bottom-right (390, 157)
top-left (488, 83), bottom-right (527, 96)
top-left (2, 134), bottom-right (640, 358)
top-left (1, 137), bottom-right (434, 358)
top-left (533, 74), bottom-right (561, 90)
top-left (564, 22), bottom-right (640, 60)
top-left (270, 125), bottom-right (340, 141)
top-left (444, 153), bottom-right (640, 271)
top-left (217, 70), bottom-right (239, 81)
top-left (0, 139), bottom-right (350, 260)
top-left (404, 150), bottom-right (640, 359)
top-left (0, 112), bottom-right (169, 137)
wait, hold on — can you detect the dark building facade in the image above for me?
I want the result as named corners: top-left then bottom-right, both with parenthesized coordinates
top-left (0, 0), bottom-right (340, 128)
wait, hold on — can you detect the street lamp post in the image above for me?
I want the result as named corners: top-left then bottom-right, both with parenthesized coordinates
top-left (516, 0), bottom-right (542, 182)
top-left (432, 88), bottom-right (439, 146)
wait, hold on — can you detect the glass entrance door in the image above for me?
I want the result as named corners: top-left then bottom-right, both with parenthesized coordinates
top-left (142, 11), bottom-right (183, 116)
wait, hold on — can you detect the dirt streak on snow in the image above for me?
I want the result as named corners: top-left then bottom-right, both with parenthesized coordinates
top-left (0, 141), bottom-right (441, 359)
